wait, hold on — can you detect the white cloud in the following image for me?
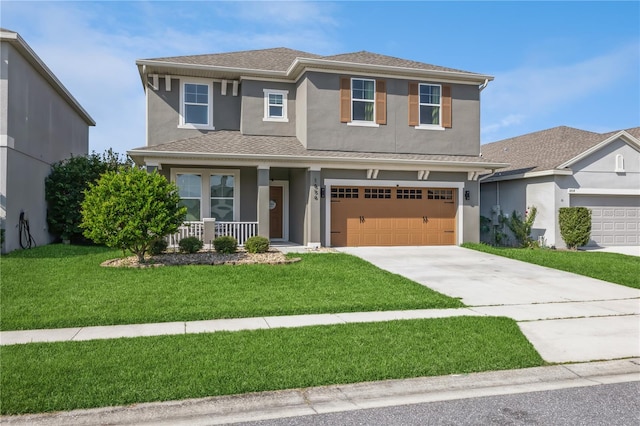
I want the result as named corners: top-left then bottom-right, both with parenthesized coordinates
top-left (482, 42), bottom-right (640, 141)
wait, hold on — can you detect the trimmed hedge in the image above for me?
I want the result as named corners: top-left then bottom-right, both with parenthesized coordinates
top-left (245, 236), bottom-right (270, 253)
top-left (559, 207), bottom-right (591, 249)
top-left (178, 237), bottom-right (203, 254)
top-left (214, 236), bottom-right (238, 254)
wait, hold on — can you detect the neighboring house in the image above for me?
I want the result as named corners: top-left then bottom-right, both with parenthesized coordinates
top-left (0, 29), bottom-right (95, 253)
top-left (128, 48), bottom-right (507, 247)
top-left (480, 126), bottom-right (640, 248)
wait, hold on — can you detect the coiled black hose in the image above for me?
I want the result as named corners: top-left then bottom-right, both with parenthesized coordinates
top-left (19, 212), bottom-right (36, 249)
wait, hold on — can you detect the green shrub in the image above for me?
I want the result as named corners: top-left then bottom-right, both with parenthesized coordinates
top-left (149, 238), bottom-right (169, 255)
top-left (507, 206), bottom-right (537, 248)
top-left (81, 167), bottom-right (186, 262)
top-left (245, 236), bottom-right (270, 253)
top-left (45, 150), bottom-right (131, 242)
top-left (214, 235), bottom-right (238, 254)
top-left (559, 207), bottom-right (591, 249)
top-left (178, 237), bottom-right (203, 254)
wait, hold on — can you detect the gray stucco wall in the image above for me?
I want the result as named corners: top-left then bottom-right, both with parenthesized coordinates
top-left (1, 42), bottom-right (89, 253)
top-left (146, 77), bottom-right (241, 146)
top-left (288, 168), bottom-right (307, 245)
top-left (302, 72), bottom-right (480, 156)
top-left (240, 80), bottom-right (296, 136)
top-left (296, 78), bottom-right (308, 147)
top-left (569, 138), bottom-right (640, 190)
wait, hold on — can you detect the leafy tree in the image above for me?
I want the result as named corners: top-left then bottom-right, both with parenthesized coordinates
top-left (45, 150), bottom-right (130, 242)
top-left (507, 206), bottom-right (538, 248)
top-left (81, 167), bottom-right (186, 262)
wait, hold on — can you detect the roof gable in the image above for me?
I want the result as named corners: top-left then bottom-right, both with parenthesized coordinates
top-left (481, 126), bottom-right (640, 179)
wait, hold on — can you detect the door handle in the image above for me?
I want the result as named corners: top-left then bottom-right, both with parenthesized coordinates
top-left (360, 216), bottom-right (365, 223)
top-left (423, 216), bottom-right (428, 223)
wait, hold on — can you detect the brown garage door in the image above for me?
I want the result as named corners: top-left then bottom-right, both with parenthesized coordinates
top-left (330, 186), bottom-right (457, 247)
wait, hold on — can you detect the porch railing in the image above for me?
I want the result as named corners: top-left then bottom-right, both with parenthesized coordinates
top-left (167, 220), bottom-right (258, 247)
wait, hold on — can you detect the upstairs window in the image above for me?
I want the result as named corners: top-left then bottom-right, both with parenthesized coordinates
top-left (419, 84), bottom-right (441, 126)
top-left (408, 82), bottom-right (451, 129)
top-left (263, 89), bottom-right (288, 122)
top-left (180, 80), bottom-right (214, 129)
top-left (352, 78), bottom-right (375, 122)
top-left (340, 77), bottom-right (386, 126)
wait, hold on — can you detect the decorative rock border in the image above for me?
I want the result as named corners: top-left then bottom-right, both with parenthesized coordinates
top-left (101, 249), bottom-right (301, 268)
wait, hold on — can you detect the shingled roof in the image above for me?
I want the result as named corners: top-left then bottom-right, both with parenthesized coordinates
top-left (129, 130), bottom-right (504, 169)
top-left (138, 47), bottom-right (485, 79)
top-left (480, 126), bottom-right (640, 178)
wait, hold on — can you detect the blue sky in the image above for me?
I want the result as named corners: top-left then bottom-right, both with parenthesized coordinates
top-left (2, 1), bottom-right (638, 155)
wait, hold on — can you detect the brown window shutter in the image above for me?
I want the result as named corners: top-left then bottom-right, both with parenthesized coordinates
top-left (340, 77), bottom-right (351, 123)
top-left (375, 79), bottom-right (386, 125)
top-left (442, 84), bottom-right (452, 128)
top-left (408, 82), bottom-right (419, 126)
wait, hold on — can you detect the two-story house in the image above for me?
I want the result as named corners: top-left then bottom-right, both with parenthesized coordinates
top-left (1, 29), bottom-right (95, 253)
top-left (128, 48), bottom-right (506, 248)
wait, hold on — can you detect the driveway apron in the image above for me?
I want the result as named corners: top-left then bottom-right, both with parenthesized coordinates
top-left (337, 246), bottom-right (640, 363)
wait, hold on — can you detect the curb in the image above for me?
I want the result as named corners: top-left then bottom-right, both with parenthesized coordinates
top-left (2, 358), bottom-right (639, 426)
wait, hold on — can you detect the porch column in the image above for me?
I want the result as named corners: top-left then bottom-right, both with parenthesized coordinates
top-left (306, 167), bottom-right (321, 248)
top-left (257, 166), bottom-right (270, 239)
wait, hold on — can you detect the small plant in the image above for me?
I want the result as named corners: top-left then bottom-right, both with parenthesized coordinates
top-left (149, 238), bottom-right (169, 255)
top-left (178, 237), bottom-right (203, 254)
top-left (245, 236), bottom-right (270, 253)
top-left (507, 206), bottom-right (537, 248)
top-left (214, 235), bottom-right (238, 254)
top-left (559, 207), bottom-right (591, 249)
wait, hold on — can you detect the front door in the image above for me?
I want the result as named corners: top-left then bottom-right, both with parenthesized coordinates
top-left (269, 186), bottom-right (283, 239)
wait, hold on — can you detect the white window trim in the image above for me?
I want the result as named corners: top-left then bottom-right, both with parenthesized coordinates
top-left (417, 83), bottom-right (442, 128)
top-left (615, 154), bottom-right (625, 172)
top-left (175, 172), bottom-right (202, 221)
top-left (350, 77), bottom-right (376, 125)
top-left (178, 78), bottom-right (215, 130)
top-left (263, 89), bottom-right (289, 122)
top-left (171, 168), bottom-right (240, 221)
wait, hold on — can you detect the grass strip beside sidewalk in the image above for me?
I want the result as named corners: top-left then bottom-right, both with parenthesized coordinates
top-left (0, 316), bottom-right (544, 415)
top-left (0, 245), bottom-right (463, 331)
top-left (462, 243), bottom-right (639, 289)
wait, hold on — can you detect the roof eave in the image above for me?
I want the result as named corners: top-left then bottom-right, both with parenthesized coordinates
top-left (288, 57), bottom-right (494, 84)
top-left (1, 30), bottom-right (96, 126)
top-left (127, 149), bottom-right (508, 171)
top-left (481, 168), bottom-right (573, 183)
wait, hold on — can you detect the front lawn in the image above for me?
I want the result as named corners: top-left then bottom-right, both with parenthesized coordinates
top-left (463, 243), bottom-right (639, 289)
top-left (0, 244), bottom-right (463, 331)
top-left (0, 316), bottom-right (544, 415)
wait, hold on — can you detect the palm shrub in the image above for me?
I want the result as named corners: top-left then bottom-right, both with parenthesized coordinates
top-left (245, 236), bottom-right (270, 253)
top-left (507, 206), bottom-right (538, 248)
top-left (559, 207), bottom-right (591, 249)
top-left (214, 235), bottom-right (238, 254)
top-left (81, 167), bottom-right (186, 262)
top-left (178, 237), bottom-right (203, 254)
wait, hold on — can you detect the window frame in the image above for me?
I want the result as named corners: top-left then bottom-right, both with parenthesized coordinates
top-left (349, 77), bottom-right (378, 127)
top-left (171, 168), bottom-right (240, 221)
top-left (416, 83), bottom-right (444, 130)
top-left (179, 78), bottom-right (215, 130)
top-left (263, 89), bottom-right (289, 122)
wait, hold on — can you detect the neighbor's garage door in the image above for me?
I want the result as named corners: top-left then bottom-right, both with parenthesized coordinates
top-left (330, 186), bottom-right (457, 247)
top-left (571, 195), bottom-right (639, 246)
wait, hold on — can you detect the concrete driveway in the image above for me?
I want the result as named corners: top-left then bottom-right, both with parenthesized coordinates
top-left (337, 246), bottom-right (640, 363)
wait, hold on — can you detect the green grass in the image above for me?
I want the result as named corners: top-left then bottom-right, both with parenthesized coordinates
top-left (463, 243), bottom-right (640, 289)
top-left (0, 316), bottom-right (544, 415)
top-left (0, 244), bottom-right (463, 331)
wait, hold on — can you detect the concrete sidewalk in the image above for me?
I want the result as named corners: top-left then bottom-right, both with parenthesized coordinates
top-left (3, 358), bottom-right (639, 426)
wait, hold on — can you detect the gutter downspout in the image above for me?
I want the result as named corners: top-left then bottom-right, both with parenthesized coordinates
top-left (479, 78), bottom-right (489, 92)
